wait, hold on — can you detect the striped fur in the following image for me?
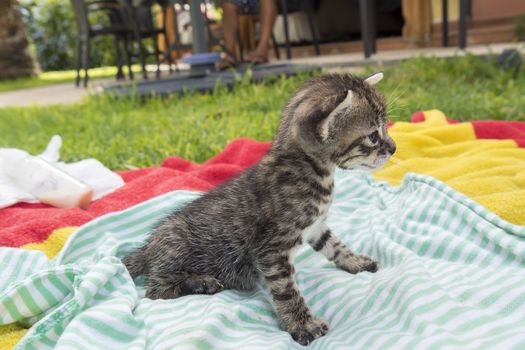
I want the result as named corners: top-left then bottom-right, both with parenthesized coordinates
top-left (122, 74), bottom-right (395, 345)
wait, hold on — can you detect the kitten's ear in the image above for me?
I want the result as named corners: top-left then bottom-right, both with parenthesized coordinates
top-left (364, 72), bottom-right (383, 85)
top-left (320, 90), bottom-right (354, 142)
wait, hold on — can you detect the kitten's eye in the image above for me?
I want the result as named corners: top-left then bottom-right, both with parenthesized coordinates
top-left (368, 131), bottom-right (380, 144)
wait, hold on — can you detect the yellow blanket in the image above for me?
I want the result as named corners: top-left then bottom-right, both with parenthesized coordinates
top-left (375, 110), bottom-right (525, 225)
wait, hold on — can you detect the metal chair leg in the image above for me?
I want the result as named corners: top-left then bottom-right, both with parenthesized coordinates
top-left (114, 35), bottom-right (125, 81)
top-left (129, 6), bottom-right (147, 79)
top-left (442, 0), bottom-right (449, 47)
top-left (82, 39), bottom-right (90, 87)
top-left (75, 39), bottom-right (82, 87)
top-left (164, 31), bottom-right (174, 74)
top-left (137, 35), bottom-right (148, 79)
top-left (162, 6), bottom-right (173, 74)
top-left (279, 0), bottom-right (291, 59)
top-left (152, 32), bottom-right (161, 79)
top-left (271, 33), bottom-right (280, 60)
top-left (306, 6), bottom-right (320, 56)
top-left (123, 35), bottom-right (134, 80)
top-left (170, 6), bottom-right (182, 73)
top-left (358, 0), bottom-right (372, 58)
top-left (459, 0), bottom-right (468, 49)
top-left (369, 0), bottom-right (377, 54)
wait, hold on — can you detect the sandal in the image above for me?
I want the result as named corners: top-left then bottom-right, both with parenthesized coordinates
top-left (243, 54), bottom-right (269, 66)
top-left (218, 52), bottom-right (238, 71)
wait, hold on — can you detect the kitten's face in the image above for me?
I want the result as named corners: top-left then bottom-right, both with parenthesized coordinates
top-left (333, 121), bottom-right (396, 170)
top-left (279, 73), bottom-right (396, 171)
top-left (317, 73), bottom-right (395, 170)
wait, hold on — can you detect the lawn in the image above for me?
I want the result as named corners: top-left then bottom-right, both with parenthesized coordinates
top-left (1, 54), bottom-right (524, 170)
top-left (0, 65), bottom-right (141, 92)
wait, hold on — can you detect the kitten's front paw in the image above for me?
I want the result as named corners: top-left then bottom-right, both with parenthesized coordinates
top-left (339, 255), bottom-right (378, 274)
top-left (289, 318), bottom-right (329, 346)
top-left (358, 255), bottom-right (378, 273)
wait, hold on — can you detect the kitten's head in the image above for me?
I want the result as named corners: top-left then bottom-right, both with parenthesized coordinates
top-left (277, 73), bottom-right (396, 170)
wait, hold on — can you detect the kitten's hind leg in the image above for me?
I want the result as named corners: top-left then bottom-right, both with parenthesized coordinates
top-left (179, 275), bottom-right (225, 296)
top-left (145, 272), bottom-right (224, 299)
top-left (308, 224), bottom-right (378, 274)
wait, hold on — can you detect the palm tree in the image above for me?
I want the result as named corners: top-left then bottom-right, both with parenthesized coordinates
top-left (0, 0), bottom-right (39, 79)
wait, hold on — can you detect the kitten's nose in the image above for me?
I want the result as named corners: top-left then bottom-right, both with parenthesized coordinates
top-left (384, 138), bottom-right (396, 155)
top-left (388, 142), bottom-right (396, 155)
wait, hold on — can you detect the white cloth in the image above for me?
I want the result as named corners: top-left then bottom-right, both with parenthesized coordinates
top-left (0, 135), bottom-right (124, 209)
top-left (273, 13), bottom-right (313, 44)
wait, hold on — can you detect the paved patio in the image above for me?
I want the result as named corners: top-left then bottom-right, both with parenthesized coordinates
top-left (0, 42), bottom-right (522, 107)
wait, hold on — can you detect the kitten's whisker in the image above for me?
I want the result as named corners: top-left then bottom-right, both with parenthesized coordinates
top-left (386, 85), bottom-right (408, 103)
top-left (386, 86), bottom-right (409, 114)
top-left (389, 155), bottom-right (403, 164)
top-left (389, 93), bottom-right (408, 105)
top-left (387, 155), bottom-right (412, 172)
top-left (387, 115), bottom-right (402, 121)
top-left (386, 97), bottom-right (407, 113)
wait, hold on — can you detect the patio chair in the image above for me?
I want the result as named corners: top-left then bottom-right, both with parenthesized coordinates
top-left (359, 0), bottom-right (403, 59)
top-left (362, 0), bottom-right (469, 58)
top-left (70, 0), bottom-right (138, 87)
top-left (269, 0), bottom-right (401, 60)
top-left (126, 0), bottom-right (177, 79)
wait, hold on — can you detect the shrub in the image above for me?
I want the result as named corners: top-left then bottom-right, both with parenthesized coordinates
top-left (21, 0), bottom-right (116, 71)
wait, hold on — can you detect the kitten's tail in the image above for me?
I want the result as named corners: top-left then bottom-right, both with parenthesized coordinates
top-left (122, 247), bottom-right (147, 279)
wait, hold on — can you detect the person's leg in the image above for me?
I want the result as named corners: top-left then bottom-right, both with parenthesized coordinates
top-left (222, 0), bottom-right (240, 58)
top-left (246, 0), bottom-right (277, 62)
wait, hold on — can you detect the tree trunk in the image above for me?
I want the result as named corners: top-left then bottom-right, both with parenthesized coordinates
top-left (0, 0), bottom-right (39, 79)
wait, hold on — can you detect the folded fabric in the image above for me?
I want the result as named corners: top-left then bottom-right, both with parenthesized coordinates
top-left (375, 110), bottom-right (525, 225)
top-left (2, 170), bottom-right (525, 349)
top-left (0, 135), bottom-right (124, 209)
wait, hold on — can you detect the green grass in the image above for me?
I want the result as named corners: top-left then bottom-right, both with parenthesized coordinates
top-left (1, 54), bottom-right (524, 170)
top-left (0, 66), bottom-right (140, 92)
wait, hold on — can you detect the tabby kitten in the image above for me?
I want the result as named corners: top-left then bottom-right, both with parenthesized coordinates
top-left (123, 73), bottom-right (396, 345)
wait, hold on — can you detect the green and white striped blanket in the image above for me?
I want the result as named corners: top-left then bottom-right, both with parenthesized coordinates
top-left (2, 170), bottom-right (525, 349)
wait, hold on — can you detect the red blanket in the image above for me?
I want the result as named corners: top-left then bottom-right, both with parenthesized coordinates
top-left (0, 139), bottom-right (271, 247)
